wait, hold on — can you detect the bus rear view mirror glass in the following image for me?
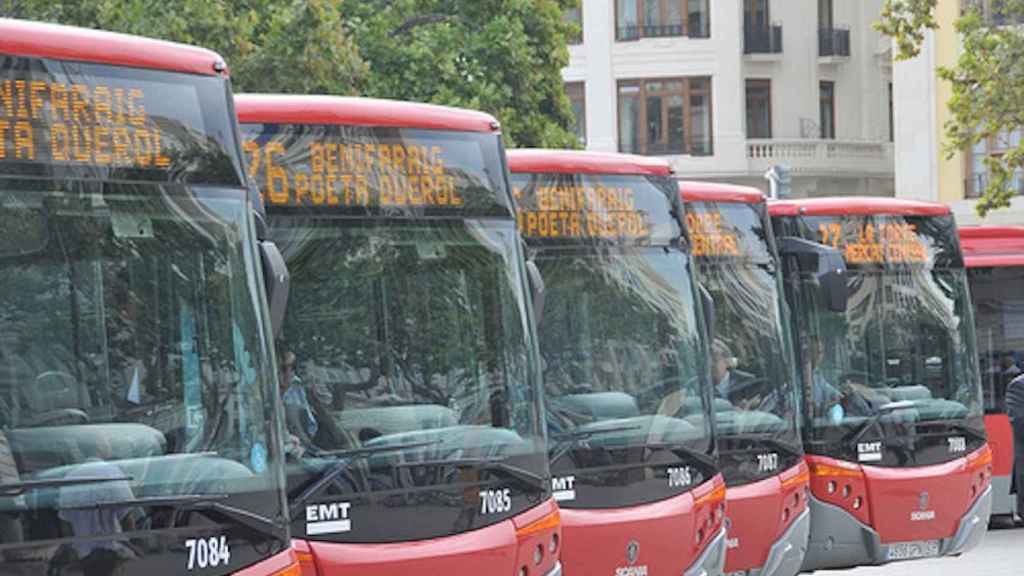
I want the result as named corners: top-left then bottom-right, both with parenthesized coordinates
top-left (259, 240), bottom-right (290, 338)
top-left (0, 203), bottom-right (48, 258)
top-left (778, 236), bottom-right (848, 313)
top-left (525, 260), bottom-right (545, 326)
top-left (699, 284), bottom-right (716, 344)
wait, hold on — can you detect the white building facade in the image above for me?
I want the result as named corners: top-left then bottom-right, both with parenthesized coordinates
top-left (564, 0), bottom-right (895, 197)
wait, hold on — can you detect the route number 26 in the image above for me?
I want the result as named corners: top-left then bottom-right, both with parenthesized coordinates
top-left (185, 536), bottom-right (231, 571)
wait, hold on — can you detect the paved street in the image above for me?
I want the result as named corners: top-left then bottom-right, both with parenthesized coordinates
top-left (814, 526), bottom-right (1024, 576)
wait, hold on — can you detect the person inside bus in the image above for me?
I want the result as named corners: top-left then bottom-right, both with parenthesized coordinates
top-left (57, 435), bottom-right (136, 576)
top-left (278, 348), bottom-right (355, 456)
top-left (1002, 352), bottom-right (1023, 380)
top-left (806, 340), bottom-right (874, 423)
top-left (1006, 372), bottom-right (1024, 524)
top-left (711, 339), bottom-right (755, 402)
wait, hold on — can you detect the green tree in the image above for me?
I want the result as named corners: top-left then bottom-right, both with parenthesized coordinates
top-left (3, 0), bottom-right (367, 95)
top-left (342, 0), bottom-right (582, 148)
top-left (877, 0), bottom-right (1024, 216)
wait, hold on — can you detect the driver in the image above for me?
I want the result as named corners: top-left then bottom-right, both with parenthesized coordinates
top-left (711, 339), bottom-right (754, 402)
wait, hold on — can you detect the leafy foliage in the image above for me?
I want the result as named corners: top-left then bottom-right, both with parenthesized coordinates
top-left (4, 0), bottom-right (582, 148)
top-left (340, 0), bottom-right (582, 148)
top-left (3, 0), bottom-right (368, 95)
top-left (877, 0), bottom-right (1024, 216)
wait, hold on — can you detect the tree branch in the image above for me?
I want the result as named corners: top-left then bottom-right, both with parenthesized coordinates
top-left (390, 14), bottom-right (451, 37)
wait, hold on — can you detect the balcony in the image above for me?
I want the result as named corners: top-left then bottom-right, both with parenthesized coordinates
top-left (819, 27), bottom-right (850, 58)
top-left (616, 22), bottom-right (707, 41)
top-left (746, 139), bottom-right (894, 177)
top-left (744, 24), bottom-right (783, 56)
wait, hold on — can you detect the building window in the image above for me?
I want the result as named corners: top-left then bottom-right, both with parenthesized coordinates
top-left (616, 0), bottom-right (710, 41)
top-left (566, 82), bottom-right (586, 144)
top-left (743, 0), bottom-right (783, 54)
top-left (617, 77), bottom-right (713, 156)
top-left (966, 129), bottom-right (1024, 197)
top-left (565, 5), bottom-right (583, 45)
top-left (819, 81), bottom-right (836, 139)
top-left (963, 0), bottom-right (1024, 25)
top-left (745, 79), bottom-right (772, 139)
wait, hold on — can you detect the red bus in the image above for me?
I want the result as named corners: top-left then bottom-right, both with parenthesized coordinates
top-left (961, 226), bottom-right (1024, 523)
top-left (0, 19), bottom-right (296, 576)
top-left (770, 197), bottom-right (992, 570)
top-left (680, 182), bottom-right (810, 576)
top-left (236, 95), bottom-right (561, 576)
top-left (508, 150), bottom-right (727, 576)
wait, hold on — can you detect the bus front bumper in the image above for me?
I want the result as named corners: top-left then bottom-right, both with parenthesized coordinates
top-left (683, 526), bottom-right (727, 576)
top-left (800, 485), bottom-right (993, 571)
top-left (746, 507), bottom-right (810, 576)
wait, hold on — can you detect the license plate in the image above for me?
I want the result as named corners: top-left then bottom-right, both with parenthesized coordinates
top-left (886, 540), bottom-right (940, 561)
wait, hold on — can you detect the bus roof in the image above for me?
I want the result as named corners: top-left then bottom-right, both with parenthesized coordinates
top-left (235, 94), bottom-right (499, 133)
top-left (960, 226), bottom-right (1024, 269)
top-left (0, 18), bottom-right (226, 77)
top-left (507, 149), bottom-right (673, 176)
top-left (768, 196), bottom-right (951, 217)
top-left (678, 181), bottom-right (764, 204)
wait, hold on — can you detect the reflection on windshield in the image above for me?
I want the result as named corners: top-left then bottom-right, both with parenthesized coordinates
top-left (536, 250), bottom-right (711, 453)
top-left (271, 219), bottom-right (544, 485)
top-left (797, 268), bottom-right (982, 430)
top-left (0, 180), bottom-right (279, 549)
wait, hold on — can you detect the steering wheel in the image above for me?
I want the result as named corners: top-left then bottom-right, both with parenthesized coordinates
top-left (25, 408), bottom-right (90, 427)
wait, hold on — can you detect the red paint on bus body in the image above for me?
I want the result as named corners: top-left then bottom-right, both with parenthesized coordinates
top-left (507, 148), bottom-right (673, 176)
top-left (0, 18), bottom-right (225, 76)
top-left (723, 461), bottom-right (809, 572)
top-left (768, 197), bottom-right (951, 217)
top-left (235, 94), bottom-right (498, 133)
top-left (984, 415), bottom-right (1014, 477)
top-left (678, 181), bottom-right (765, 204)
top-left (558, 475), bottom-right (726, 576)
top-left (961, 226), bottom-right (1024, 268)
top-left (298, 500), bottom-right (561, 576)
top-left (807, 447), bottom-right (992, 544)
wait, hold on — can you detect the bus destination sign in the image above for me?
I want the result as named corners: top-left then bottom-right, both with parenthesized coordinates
top-left (240, 124), bottom-right (511, 217)
top-left (687, 212), bottom-right (739, 257)
top-left (0, 56), bottom-right (236, 183)
top-left (510, 174), bottom-right (678, 245)
top-left (817, 220), bottom-right (928, 265)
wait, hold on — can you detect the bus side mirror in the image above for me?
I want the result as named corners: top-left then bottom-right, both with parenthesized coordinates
top-left (778, 237), bottom-right (848, 313)
top-left (525, 260), bottom-right (545, 326)
top-left (259, 240), bottom-right (290, 338)
top-left (699, 284), bottom-right (716, 344)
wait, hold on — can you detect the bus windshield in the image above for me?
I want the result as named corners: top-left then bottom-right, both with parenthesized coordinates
top-left (512, 172), bottom-right (715, 509)
top-left (968, 265), bottom-right (1024, 414)
top-left (686, 201), bottom-right (801, 485)
top-left (783, 213), bottom-right (985, 467)
top-left (0, 57), bottom-right (283, 573)
top-left (241, 124), bottom-right (547, 543)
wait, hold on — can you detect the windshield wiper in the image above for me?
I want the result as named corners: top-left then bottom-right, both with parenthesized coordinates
top-left (721, 434), bottom-right (804, 459)
top-left (58, 493), bottom-right (286, 542)
top-left (290, 439), bottom-right (441, 517)
top-left (919, 420), bottom-right (987, 443)
top-left (845, 400), bottom-right (917, 445)
top-left (0, 475), bottom-right (133, 497)
top-left (549, 424), bottom-right (643, 462)
top-left (394, 457), bottom-right (547, 493)
top-left (641, 441), bottom-right (718, 469)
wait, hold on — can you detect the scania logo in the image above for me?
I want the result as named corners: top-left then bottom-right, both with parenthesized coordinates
top-left (919, 491), bottom-right (929, 511)
top-left (626, 540), bottom-right (640, 565)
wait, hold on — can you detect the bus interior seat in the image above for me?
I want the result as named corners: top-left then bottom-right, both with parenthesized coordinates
top-left (556, 392), bottom-right (640, 421)
top-left (882, 385), bottom-right (932, 402)
top-left (333, 405), bottom-right (458, 441)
